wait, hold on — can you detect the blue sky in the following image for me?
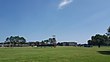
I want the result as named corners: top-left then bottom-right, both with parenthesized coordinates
top-left (0, 0), bottom-right (110, 43)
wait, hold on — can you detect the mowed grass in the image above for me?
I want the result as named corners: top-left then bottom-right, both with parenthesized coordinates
top-left (0, 46), bottom-right (110, 62)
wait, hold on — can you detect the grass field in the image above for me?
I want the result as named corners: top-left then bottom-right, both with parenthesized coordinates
top-left (0, 46), bottom-right (110, 62)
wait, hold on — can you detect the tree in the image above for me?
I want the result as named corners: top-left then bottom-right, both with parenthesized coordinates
top-left (106, 26), bottom-right (110, 36)
top-left (5, 37), bottom-right (10, 44)
top-left (108, 26), bottom-right (110, 32)
top-left (88, 34), bottom-right (110, 46)
top-left (49, 38), bottom-right (56, 44)
top-left (5, 36), bottom-right (26, 47)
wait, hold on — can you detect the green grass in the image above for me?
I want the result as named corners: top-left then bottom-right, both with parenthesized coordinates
top-left (0, 46), bottom-right (110, 62)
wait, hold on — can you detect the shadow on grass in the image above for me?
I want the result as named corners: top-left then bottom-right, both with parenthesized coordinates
top-left (97, 51), bottom-right (110, 55)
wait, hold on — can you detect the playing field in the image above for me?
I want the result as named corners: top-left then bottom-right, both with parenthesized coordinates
top-left (0, 46), bottom-right (110, 62)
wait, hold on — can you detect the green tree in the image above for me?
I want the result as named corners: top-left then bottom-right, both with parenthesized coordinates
top-left (88, 34), bottom-right (110, 46)
top-left (5, 36), bottom-right (26, 47)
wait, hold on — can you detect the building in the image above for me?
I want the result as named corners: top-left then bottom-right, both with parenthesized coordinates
top-left (57, 41), bottom-right (77, 46)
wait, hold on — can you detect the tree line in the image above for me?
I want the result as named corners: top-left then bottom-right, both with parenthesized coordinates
top-left (1, 36), bottom-right (57, 47)
top-left (4, 36), bottom-right (26, 47)
top-left (88, 34), bottom-right (110, 46)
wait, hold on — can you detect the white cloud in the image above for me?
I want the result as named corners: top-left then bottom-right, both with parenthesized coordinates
top-left (59, 0), bottom-right (73, 9)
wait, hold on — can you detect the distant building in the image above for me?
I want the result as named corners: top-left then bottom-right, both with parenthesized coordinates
top-left (57, 41), bottom-right (77, 46)
top-left (0, 43), bottom-right (3, 47)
